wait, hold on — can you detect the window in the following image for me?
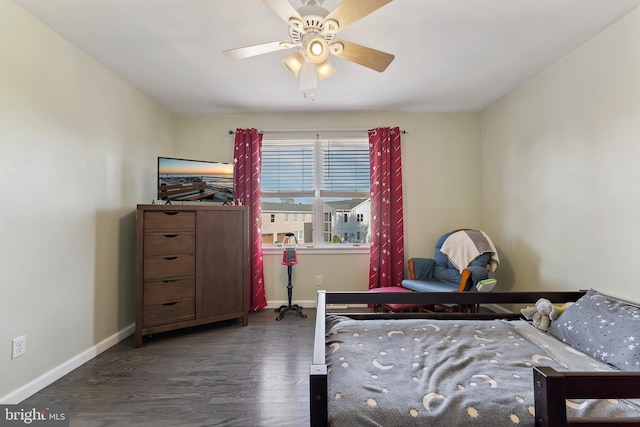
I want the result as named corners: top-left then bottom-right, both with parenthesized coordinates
top-left (261, 138), bottom-right (370, 245)
top-left (270, 214), bottom-right (275, 223)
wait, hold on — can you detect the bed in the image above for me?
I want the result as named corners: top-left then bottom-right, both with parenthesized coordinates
top-left (310, 289), bottom-right (640, 426)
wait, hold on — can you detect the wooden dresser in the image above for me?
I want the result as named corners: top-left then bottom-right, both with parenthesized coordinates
top-left (135, 204), bottom-right (248, 347)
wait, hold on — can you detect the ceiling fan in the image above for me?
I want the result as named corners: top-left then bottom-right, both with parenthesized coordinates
top-left (223, 0), bottom-right (395, 95)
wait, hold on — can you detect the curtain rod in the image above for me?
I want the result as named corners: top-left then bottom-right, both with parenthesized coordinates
top-left (227, 128), bottom-right (407, 136)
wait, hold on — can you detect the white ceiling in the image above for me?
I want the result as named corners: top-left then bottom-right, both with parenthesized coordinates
top-left (12, 0), bottom-right (640, 114)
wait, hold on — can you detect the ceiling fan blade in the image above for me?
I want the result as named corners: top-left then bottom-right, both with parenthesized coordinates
top-left (263, 0), bottom-right (302, 23)
top-left (325, 0), bottom-right (393, 32)
top-left (224, 41), bottom-right (297, 60)
top-left (331, 40), bottom-right (394, 72)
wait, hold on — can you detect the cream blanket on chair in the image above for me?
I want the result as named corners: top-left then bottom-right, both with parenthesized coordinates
top-left (440, 229), bottom-right (499, 273)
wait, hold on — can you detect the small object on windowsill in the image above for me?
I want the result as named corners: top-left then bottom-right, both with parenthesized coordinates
top-left (476, 278), bottom-right (497, 292)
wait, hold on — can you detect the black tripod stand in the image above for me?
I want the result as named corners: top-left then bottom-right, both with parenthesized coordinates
top-left (275, 263), bottom-right (307, 321)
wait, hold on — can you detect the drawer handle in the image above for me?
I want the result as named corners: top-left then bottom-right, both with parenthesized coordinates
top-left (163, 234), bottom-right (178, 238)
top-left (163, 211), bottom-right (179, 216)
top-left (162, 302), bottom-right (178, 306)
top-left (162, 279), bottom-right (178, 283)
top-left (163, 256), bottom-right (178, 260)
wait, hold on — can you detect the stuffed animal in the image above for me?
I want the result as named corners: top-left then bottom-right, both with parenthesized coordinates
top-left (520, 298), bottom-right (561, 331)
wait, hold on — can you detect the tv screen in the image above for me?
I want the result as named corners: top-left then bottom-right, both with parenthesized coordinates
top-left (157, 156), bottom-right (234, 204)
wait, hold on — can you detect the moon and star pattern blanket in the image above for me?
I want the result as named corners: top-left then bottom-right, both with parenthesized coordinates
top-left (325, 316), bottom-right (640, 426)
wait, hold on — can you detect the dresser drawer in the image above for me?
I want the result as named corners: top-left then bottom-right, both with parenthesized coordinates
top-left (144, 211), bottom-right (195, 233)
top-left (143, 298), bottom-right (195, 327)
top-left (144, 278), bottom-right (195, 306)
top-left (144, 233), bottom-right (195, 257)
top-left (144, 255), bottom-right (195, 281)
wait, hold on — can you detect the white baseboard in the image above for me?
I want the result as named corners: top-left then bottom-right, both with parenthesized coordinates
top-left (266, 299), bottom-right (317, 309)
top-left (0, 323), bottom-right (135, 404)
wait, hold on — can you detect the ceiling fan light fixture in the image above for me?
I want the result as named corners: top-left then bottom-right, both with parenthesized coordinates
top-left (306, 37), bottom-right (329, 64)
top-left (282, 51), bottom-right (305, 77)
top-left (310, 40), bottom-right (323, 55)
top-left (317, 60), bottom-right (335, 80)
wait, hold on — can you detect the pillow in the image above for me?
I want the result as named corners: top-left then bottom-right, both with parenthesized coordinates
top-left (548, 288), bottom-right (640, 371)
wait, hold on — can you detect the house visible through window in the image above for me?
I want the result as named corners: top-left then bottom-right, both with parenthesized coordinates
top-left (260, 137), bottom-right (370, 245)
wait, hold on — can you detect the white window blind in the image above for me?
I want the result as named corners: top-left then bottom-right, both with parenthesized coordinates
top-left (321, 140), bottom-right (370, 195)
top-left (261, 141), bottom-right (314, 194)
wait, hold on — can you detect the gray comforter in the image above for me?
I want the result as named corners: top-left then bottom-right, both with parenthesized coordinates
top-left (325, 316), bottom-right (640, 426)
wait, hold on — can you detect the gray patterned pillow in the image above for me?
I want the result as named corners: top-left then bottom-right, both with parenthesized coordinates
top-left (548, 288), bottom-right (640, 371)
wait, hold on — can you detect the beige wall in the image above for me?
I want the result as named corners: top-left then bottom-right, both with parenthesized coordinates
top-left (481, 8), bottom-right (640, 302)
top-left (174, 112), bottom-right (483, 302)
top-left (0, 1), bottom-right (175, 401)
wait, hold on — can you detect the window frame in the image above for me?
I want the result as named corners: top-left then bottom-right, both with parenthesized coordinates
top-left (260, 137), bottom-right (371, 250)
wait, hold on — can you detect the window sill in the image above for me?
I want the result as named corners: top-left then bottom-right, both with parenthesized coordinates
top-left (262, 244), bottom-right (370, 255)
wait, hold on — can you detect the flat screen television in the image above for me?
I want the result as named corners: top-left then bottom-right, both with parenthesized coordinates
top-left (157, 156), bottom-right (234, 204)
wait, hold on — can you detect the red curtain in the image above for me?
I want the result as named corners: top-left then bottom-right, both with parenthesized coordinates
top-left (368, 127), bottom-right (405, 289)
top-left (233, 128), bottom-right (267, 311)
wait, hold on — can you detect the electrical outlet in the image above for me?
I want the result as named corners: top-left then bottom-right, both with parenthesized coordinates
top-left (316, 275), bottom-right (323, 286)
top-left (12, 335), bottom-right (26, 359)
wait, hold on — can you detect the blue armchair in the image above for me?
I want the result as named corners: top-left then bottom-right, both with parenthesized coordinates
top-left (402, 229), bottom-right (497, 293)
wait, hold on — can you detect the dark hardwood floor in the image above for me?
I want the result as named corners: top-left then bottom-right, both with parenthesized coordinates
top-left (22, 308), bottom-right (316, 427)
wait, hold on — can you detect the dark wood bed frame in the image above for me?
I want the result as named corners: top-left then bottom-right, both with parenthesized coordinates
top-left (310, 290), bottom-right (640, 427)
